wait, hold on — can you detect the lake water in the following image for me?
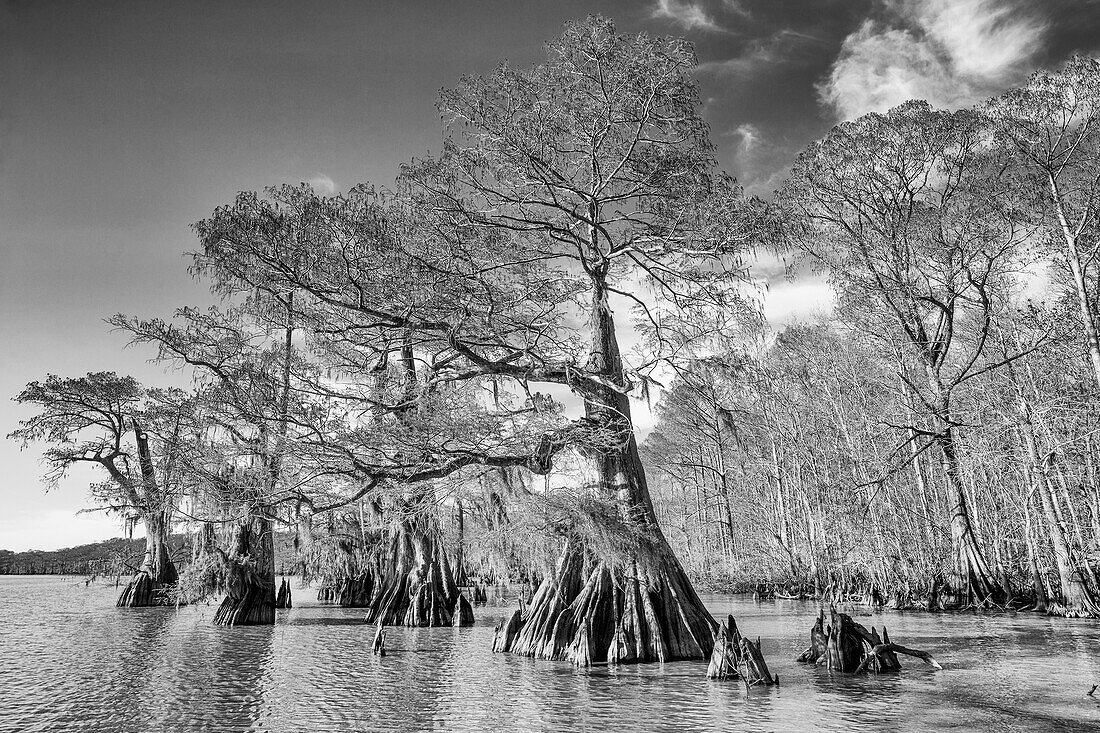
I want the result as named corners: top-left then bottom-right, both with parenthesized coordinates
top-left (2, 576), bottom-right (1098, 732)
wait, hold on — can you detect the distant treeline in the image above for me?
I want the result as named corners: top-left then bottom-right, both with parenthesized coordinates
top-left (0, 532), bottom-right (300, 577)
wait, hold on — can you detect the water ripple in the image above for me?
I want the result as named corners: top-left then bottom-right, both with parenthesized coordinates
top-left (1, 577), bottom-right (1098, 732)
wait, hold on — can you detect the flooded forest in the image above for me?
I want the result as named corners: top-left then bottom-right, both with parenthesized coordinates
top-left (10, 16), bottom-right (1100, 699)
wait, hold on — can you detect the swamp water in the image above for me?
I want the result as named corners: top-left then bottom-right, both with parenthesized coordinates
top-left (2, 575), bottom-right (1099, 732)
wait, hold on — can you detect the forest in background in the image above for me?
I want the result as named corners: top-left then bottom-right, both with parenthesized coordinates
top-left (0, 534), bottom-right (300, 577)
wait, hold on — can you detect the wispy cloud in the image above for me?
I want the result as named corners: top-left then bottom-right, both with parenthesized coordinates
top-left (818, 0), bottom-right (1048, 120)
top-left (721, 0), bottom-right (753, 21)
top-left (903, 0), bottom-right (1045, 83)
top-left (307, 172), bottom-right (337, 195)
top-left (733, 123), bottom-right (762, 154)
top-left (698, 28), bottom-right (827, 77)
top-left (651, 0), bottom-right (722, 32)
top-left (723, 122), bottom-right (792, 194)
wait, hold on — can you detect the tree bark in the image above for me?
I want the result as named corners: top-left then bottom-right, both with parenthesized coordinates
top-left (116, 510), bottom-right (178, 607)
top-left (213, 514), bottom-right (276, 626)
top-left (1032, 456), bottom-right (1100, 617)
top-left (1010, 348), bottom-right (1100, 616)
top-left (1023, 486), bottom-right (1050, 613)
top-left (362, 509), bottom-right (460, 626)
top-left (454, 497), bottom-right (469, 587)
top-left (1051, 176), bottom-right (1100, 390)
top-left (117, 419), bottom-right (179, 607)
top-left (924, 370), bottom-right (1004, 608)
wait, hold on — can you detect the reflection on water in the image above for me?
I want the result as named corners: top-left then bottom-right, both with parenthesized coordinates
top-left (2, 576), bottom-right (1099, 732)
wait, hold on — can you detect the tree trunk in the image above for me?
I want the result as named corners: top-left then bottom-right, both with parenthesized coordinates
top-left (363, 509), bottom-right (460, 626)
top-left (924, 370), bottom-right (1003, 608)
top-left (454, 497), bottom-right (469, 587)
top-left (213, 514), bottom-right (276, 626)
top-left (1034, 463), bottom-right (1100, 617)
top-left (1021, 478), bottom-right (1050, 613)
top-left (937, 432), bottom-right (1003, 607)
top-left (358, 333), bottom-right (461, 626)
top-left (117, 511), bottom-right (178, 607)
top-left (117, 419), bottom-right (179, 607)
top-left (1051, 177), bottom-right (1100, 390)
top-left (1010, 353), bottom-right (1100, 616)
top-left (494, 283), bottom-right (717, 665)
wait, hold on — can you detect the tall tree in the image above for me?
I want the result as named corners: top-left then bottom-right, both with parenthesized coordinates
top-left (987, 57), bottom-right (1100, 389)
top-left (779, 101), bottom-right (1030, 607)
top-left (188, 17), bottom-right (759, 662)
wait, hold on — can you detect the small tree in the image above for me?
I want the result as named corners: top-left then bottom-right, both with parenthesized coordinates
top-left (9, 373), bottom-right (189, 606)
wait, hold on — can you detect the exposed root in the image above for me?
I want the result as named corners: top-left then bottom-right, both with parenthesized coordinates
top-left (116, 571), bottom-right (176, 607)
top-left (364, 534), bottom-right (460, 627)
top-left (492, 607), bottom-right (523, 652)
top-left (492, 541), bottom-right (716, 666)
top-left (853, 637), bottom-right (943, 674)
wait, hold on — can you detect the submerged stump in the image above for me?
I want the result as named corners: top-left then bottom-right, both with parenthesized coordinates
top-left (452, 594), bottom-right (475, 627)
top-left (706, 615), bottom-right (777, 686)
top-left (797, 606), bottom-right (941, 674)
top-left (372, 622), bottom-right (386, 657)
top-left (275, 578), bottom-right (292, 609)
top-left (706, 616), bottom-right (743, 680)
top-left (795, 607), bottom-right (828, 663)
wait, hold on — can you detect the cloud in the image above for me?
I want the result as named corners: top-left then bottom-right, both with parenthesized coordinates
top-left (819, 22), bottom-right (973, 120)
top-left (723, 123), bottom-right (791, 194)
top-left (902, 0), bottom-right (1045, 82)
top-left (733, 123), bottom-right (761, 154)
top-left (698, 28), bottom-right (826, 77)
top-left (721, 0), bottom-right (752, 21)
top-left (762, 274), bottom-right (835, 325)
top-left (651, 0), bottom-right (722, 32)
top-left (307, 172), bottom-right (337, 195)
top-left (818, 0), bottom-right (1048, 120)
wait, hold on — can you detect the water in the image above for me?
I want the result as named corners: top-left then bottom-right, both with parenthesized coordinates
top-left (2, 576), bottom-right (1098, 732)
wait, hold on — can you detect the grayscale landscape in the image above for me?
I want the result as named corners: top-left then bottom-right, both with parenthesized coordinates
top-left (2, 2), bottom-right (1100, 731)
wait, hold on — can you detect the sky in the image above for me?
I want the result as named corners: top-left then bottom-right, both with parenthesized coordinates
top-left (2, 0), bottom-right (1098, 552)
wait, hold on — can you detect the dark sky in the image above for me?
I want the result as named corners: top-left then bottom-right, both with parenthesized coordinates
top-left (2, 0), bottom-right (1097, 550)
